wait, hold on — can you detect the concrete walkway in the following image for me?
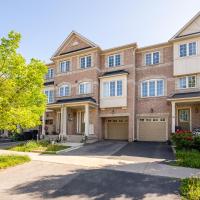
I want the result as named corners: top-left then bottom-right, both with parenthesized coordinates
top-left (1, 148), bottom-right (200, 179)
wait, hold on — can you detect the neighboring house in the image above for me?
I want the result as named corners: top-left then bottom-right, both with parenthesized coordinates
top-left (43, 12), bottom-right (200, 142)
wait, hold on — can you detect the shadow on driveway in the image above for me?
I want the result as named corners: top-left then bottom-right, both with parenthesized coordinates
top-left (9, 168), bottom-right (180, 200)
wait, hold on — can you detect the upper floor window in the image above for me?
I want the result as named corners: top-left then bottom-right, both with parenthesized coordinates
top-left (179, 75), bottom-right (196, 89)
top-left (45, 90), bottom-right (54, 103)
top-left (108, 54), bottom-right (121, 67)
top-left (79, 82), bottom-right (92, 94)
top-left (103, 80), bottom-right (123, 97)
top-left (60, 61), bottom-right (70, 73)
top-left (141, 79), bottom-right (164, 97)
top-left (59, 84), bottom-right (70, 97)
top-left (46, 68), bottom-right (54, 80)
top-left (80, 56), bottom-right (92, 69)
top-left (145, 52), bottom-right (160, 65)
top-left (179, 42), bottom-right (197, 57)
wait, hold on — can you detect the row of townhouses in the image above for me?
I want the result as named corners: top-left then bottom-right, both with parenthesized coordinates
top-left (42, 12), bottom-right (200, 143)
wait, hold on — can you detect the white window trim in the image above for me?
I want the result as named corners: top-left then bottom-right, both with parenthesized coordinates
top-left (178, 75), bottom-right (197, 89)
top-left (145, 51), bottom-right (160, 66)
top-left (102, 79), bottom-right (123, 98)
top-left (79, 82), bottom-right (92, 94)
top-left (141, 79), bottom-right (165, 98)
top-left (108, 54), bottom-right (121, 67)
top-left (59, 84), bottom-right (71, 97)
top-left (179, 41), bottom-right (197, 58)
top-left (46, 68), bottom-right (54, 80)
top-left (45, 89), bottom-right (54, 103)
top-left (59, 60), bottom-right (70, 73)
top-left (80, 55), bottom-right (92, 69)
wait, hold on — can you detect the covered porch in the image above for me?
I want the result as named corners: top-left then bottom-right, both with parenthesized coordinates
top-left (42, 98), bottom-right (98, 143)
top-left (169, 92), bottom-right (200, 132)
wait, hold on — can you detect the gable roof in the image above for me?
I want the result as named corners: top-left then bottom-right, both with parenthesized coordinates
top-left (170, 11), bottom-right (200, 41)
top-left (51, 31), bottom-right (100, 59)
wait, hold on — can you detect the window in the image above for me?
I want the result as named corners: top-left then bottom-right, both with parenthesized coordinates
top-left (153, 52), bottom-right (159, 64)
top-left (80, 56), bottom-right (92, 69)
top-left (45, 90), bottom-right (54, 103)
top-left (179, 42), bottom-right (197, 57)
top-left (46, 68), bottom-right (54, 79)
top-left (149, 81), bottom-right (155, 96)
top-left (108, 54), bottom-right (121, 67)
top-left (189, 42), bottom-right (196, 56)
top-left (141, 79), bottom-right (164, 97)
top-left (79, 82), bottom-right (92, 94)
top-left (117, 80), bottom-right (123, 96)
top-left (145, 52), bottom-right (160, 65)
top-left (157, 80), bottom-right (164, 96)
top-left (59, 85), bottom-right (70, 97)
top-left (110, 81), bottom-right (115, 96)
top-left (180, 44), bottom-right (187, 57)
top-left (179, 109), bottom-right (189, 122)
top-left (103, 80), bottom-right (123, 97)
top-left (145, 53), bottom-right (152, 65)
top-left (103, 82), bottom-right (109, 97)
top-left (60, 61), bottom-right (70, 73)
top-left (179, 75), bottom-right (196, 89)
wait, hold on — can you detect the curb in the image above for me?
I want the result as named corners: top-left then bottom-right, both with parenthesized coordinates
top-left (171, 145), bottom-right (176, 155)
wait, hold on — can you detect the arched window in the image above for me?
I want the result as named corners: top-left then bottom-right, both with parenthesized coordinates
top-left (79, 82), bottom-right (92, 94)
top-left (59, 84), bottom-right (70, 97)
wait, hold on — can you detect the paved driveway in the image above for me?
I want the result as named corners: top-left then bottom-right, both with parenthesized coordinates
top-left (0, 161), bottom-right (180, 200)
top-left (60, 140), bottom-right (127, 156)
top-left (113, 142), bottom-right (175, 161)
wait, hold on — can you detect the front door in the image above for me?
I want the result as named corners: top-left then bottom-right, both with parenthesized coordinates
top-left (178, 108), bottom-right (190, 131)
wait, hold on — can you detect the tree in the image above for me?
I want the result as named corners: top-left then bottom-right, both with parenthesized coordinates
top-left (0, 31), bottom-right (47, 131)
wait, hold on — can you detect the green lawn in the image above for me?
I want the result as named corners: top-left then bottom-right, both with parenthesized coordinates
top-left (0, 154), bottom-right (30, 169)
top-left (8, 140), bottom-right (69, 154)
top-left (180, 177), bottom-right (200, 200)
top-left (174, 150), bottom-right (200, 169)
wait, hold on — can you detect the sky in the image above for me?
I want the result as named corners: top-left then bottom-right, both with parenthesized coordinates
top-left (1, 0), bottom-right (200, 63)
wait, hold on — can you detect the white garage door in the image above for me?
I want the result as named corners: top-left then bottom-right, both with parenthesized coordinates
top-left (105, 117), bottom-right (128, 140)
top-left (138, 117), bottom-right (167, 141)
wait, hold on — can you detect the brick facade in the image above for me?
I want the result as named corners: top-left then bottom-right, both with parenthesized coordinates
top-left (43, 29), bottom-right (200, 142)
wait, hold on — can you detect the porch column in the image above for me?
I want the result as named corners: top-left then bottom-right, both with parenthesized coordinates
top-left (85, 104), bottom-right (89, 136)
top-left (62, 106), bottom-right (67, 136)
top-left (42, 112), bottom-right (46, 135)
top-left (172, 101), bottom-right (176, 133)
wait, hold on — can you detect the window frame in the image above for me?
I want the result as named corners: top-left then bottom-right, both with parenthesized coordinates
top-left (141, 79), bottom-right (165, 98)
top-left (102, 79), bottom-right (123, 97)
top-left (179, 41), bottom-right (197, 57)
top-left (178, 75), bottom-right (197, 89)
top-left (79, 82), bottom-right (92, 94)
top-left (145, 51), bottom-right (160, 66)
top-left (45, 90), bottom-right (54, 103)
top-left (60, 60), bottom-right (70, 73)
top-left (46, 68), bottom-right (54, 80)
top-left (59, 84), bottom-right (71, 97)
top-left (80, 55), bottom-right (92, 69)
top-left (108, 54), bottom-right (121, 67)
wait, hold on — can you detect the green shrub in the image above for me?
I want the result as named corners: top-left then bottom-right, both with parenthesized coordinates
top-left (180, 177), bottom-right (200, 200)
top-left (171, 132), bottom-right (193, 149)
top-left (193, 137), bottom-right (200, 151)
